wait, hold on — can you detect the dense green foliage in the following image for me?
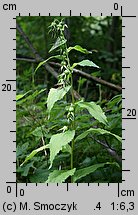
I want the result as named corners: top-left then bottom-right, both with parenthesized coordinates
top-left (16, 17), bottom-right (122, 183)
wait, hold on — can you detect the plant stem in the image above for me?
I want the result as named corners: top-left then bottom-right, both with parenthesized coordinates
top-left (61, 24), bottom-right (76, 182)
top-left (70, 72), bottom-right (75, 183)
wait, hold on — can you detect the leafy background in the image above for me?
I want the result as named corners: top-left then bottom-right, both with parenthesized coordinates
top-left (16, 16), bottom-right (122, 183)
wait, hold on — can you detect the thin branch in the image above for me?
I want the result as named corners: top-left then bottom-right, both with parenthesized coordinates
top-left (16, 23), bottom-right (58, 79)
top-left (94, 138), bottom-right (122, 164)
top-left (16, 56), bottom-right (37, 63)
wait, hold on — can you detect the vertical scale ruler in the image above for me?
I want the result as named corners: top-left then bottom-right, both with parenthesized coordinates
top-left (0, 0), bottom-right (137, 214)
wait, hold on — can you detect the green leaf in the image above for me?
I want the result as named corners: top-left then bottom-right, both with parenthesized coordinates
top-left (31, 126), bottom-right (47, 138)
top-left (20, 144), bottom-right (49, 166)
top-left (16, 142), bottom-right (29, 158)
top-left (16, 90), bottom-right (32, 101)
top-left (77, 101), bottom-right (107, 125)
top-left (29, 168), bottom-right (50, 183)
top-left (16, 94), bottom-right (24, 101)
top-left (107, 94), bottom-right (122, 109)
top-left (17, 161), bottom-right (35, 177)
top-left (49, 130), bottom-right (75, 168)
top-left (72, 59), bottom-right (99, 69)
top-left (67, 45), bottom-right (91, 54)
top-left (73, 163), bottom-right (112, 182)
top-left (35, 55), bottom-right (61, 73)
top-left (47, 85), bottom-right (71, 117)
top-left (75, 128), bottom-right (122, 143)
top-left (16, 89), bottom-right (46, 106)
top-left (49, 37), bottom-right (67, 53)
top-left (62, 144), bottom-right (72, 154)
top-left (46, 168), bottom-right (76, 183)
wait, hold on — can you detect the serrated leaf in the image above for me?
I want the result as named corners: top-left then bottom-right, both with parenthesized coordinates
top-left (47, 85), bottom-right (71, 117)
top-left (72, 59), bottom-right (99, 69)
top-left (75, 127), bottom-right (122, 143)
top-left (49, 130), bottom-right (75, 168)
top-left (49, 37), bottom-right (67, 53)
top-left (67, 45), bottom-right (91, 54)
top-left (73, 163), bottom-right (111, 182)
top-left (20, 144), bottom-right (49, 166)
top-left (46, 168), bottom-right (76, 183)
top-left (77, 101), bottom-right (107, 125)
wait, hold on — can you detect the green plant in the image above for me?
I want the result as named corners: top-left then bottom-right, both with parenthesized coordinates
top-left (19, 19), bottom-right (121, 183)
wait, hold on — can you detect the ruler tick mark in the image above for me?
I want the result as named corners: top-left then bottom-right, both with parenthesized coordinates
top-left (121, 6), bottom-right (123, 16)
top-left (122, 117), bottom-right (136, 120)
top-left (16, 183), bottom-right (18, 197)
top-left (67, 183), bottom-right (69, 191)
top-left (118, 183), bottom-right (120, 197)
top-left (6, 80), bottom-right (16, 82)
top-left (122, 15), bottom-right (136, 18)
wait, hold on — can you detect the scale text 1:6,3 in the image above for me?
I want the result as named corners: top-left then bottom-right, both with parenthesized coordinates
top-left (111, 202), bottom-right (134, 211)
